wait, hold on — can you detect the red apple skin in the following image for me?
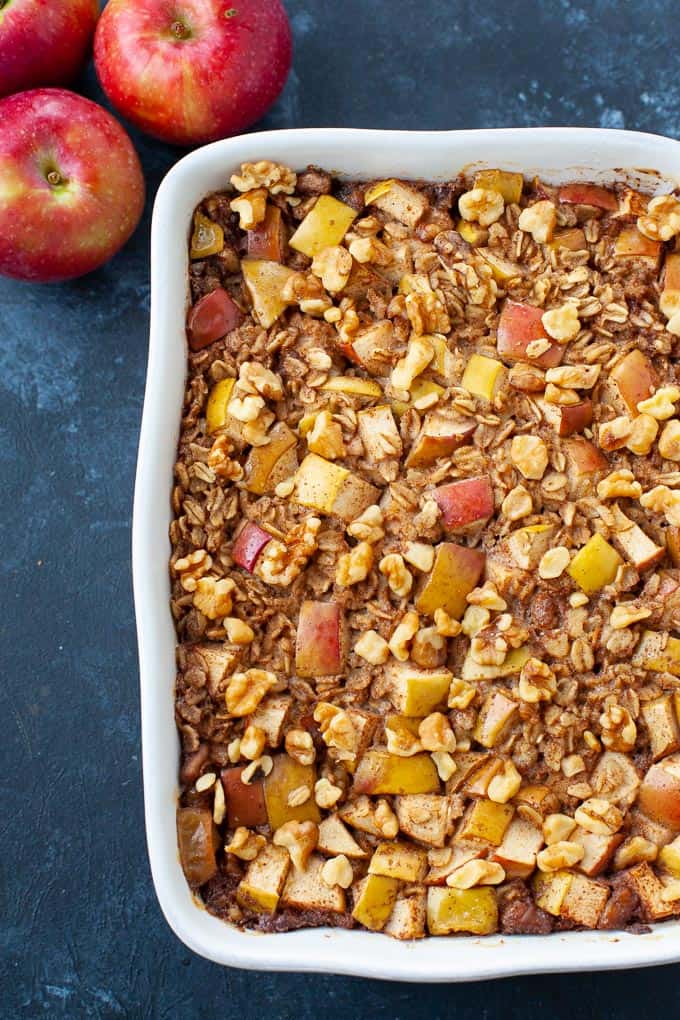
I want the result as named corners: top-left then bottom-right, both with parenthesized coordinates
top-left (0, 89), bottom-right (144, 282)
top-left (94, 0), bottom-right (292, 146)
top-left (247, 205), bottom-right (286, 262)
top-left (187, 288), bottom-right (244, 350)
top-left (295, 601), bottom-right (343, 678)
top-left (221, 767), bottom-right (267, 828)
top-left (564, 437), bottom-right (609, 476)
top-left (232, 522), bottom-right (272, 573)
top-left (638, 757), bottom-right (680, 832)
top-left (558, 399), bottom-right (593, 437)
top-left (0, 0), bottom-right (99, 98)
top-left (558, 183), bottom-right (618, 211)
top-left (610, 349), bottom-right (657, 416)
top-left (433, 477), bottom-right (494, 531)
top-left (497, 300), bottom-right (562, 369)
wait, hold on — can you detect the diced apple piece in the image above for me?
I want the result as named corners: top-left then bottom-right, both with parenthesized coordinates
top-left (497, 300), bottom-right (562, 369)
top-left (630, 809), bottom-right (675, 846)
top-left (236, 844), bottom-right (290, 914)
top-left (477, 248), bottom-right (523, 282)
top-left (425, 843), bottom-right (483, 885)
top-left (352, 874), bottom-right (400, 931)
top-left (456, 798), bottom-right (515, 846)
top-left (461, 645), bottom-right (530, 682)
top-left (321, 375), bottom-right (383, 397)
top-left (382, 662), bottom-right (452, 716)
top-left (662, 253), bottom-right (680, 318)
top-left (572, 828), bottom-right (623, 877)
top-left (491, 816), bottom-right (544, 879)
top-left (539, 397), bottom-right (593, 437)
top-left (623, 862), bottom-right (680, 921)
top-left (457, 218), bottom-right (488, 246)
top-left (242, 259), bottom-right (295, 329)
top-left (405, 413), bottom-right (475, 467)
top-left (614, 226), bottom-right (662, 265)
top-left (638, 755), bottom-right (680, 831)
top-left (642, 696), bottom-right (680, 761)
top-left (395, 795), bottom-right (451, 848)
top-left (559, 873), bottom-right (610, 928)
top-left (668, 527), bottom-right (680, 567)
top-left (473, 692), bottom-right (519, 749)
top-left (426, 886), bottom-right (498, 935)
top-left (632, 630), bottom-right (680, 676)
top-left (384, 890), bottom-right (427, 940)
top-left (591, 752), bottom-right (641, 809)
top-left (534, 870), bottom-right (573, 916)
top-left (339, 800), bottom-right (385, 837)
top-left (558, 183), bottom-right (618, 210)
top-left (610, 349), bottom-right (657, 416)
top-left (191, 643), bottom-right (236, 690)
top-left (369, 841), bottom-right (428, 882)
top-left (567, 533), bottom-right (622, 594)
top-left (289, 195), bottom-right (357, 257)
top-left (547, 227), bottom-right (587, 252)
top-left (353, 751), bottom-right (440, 796)
top-left (506, 523), bottom-right (556, 571)
top-left (281, 854), bottom-right (346, 913)
top-left (514, 784), bottom-right (559, 825)
top-left (205, 377), bottom-right (236, 435)
top-left (563, 437), bottom-right (609, 480)
top-left (263, 755), bottom-right (321, 831)
top-left (474, 169), bottom-right (524, 204)
top-left (317, 814), bottom-right (368, 859)
top-left (187, 288), bottom-right (244, 351)
top-left (367, 179), bottom-right (429, 227)
top-left (463, 757), bottom-right (504, 797)
top-left (244, 422), bottom-right (297, 495)
top-left (247, 204), bottom-right (285, 261)
top-left (461, 353), bottom-right (506, 400)
top-left (357, 404), bottom-right (402, 462)
top-left (221, 766), bottom-right (268, 828)
top-left (610, 516), bottom-right (664, 572)
top-left (248, 696), bottom-right (292, 749)
top-left (177, 807), bottom-right (219, 887)
top-left (433, 476), bottom-right (494, 531)
top-left (231, 522), bottom-right (273, 573)
top-left (333, 474), bottom-right (381, 523)
top-left (350, 321), bottom-right (397, 374)
top-left (295, 600), bottom-right (344, 678)
top-left (447, 752), bottom-right (491, 793)
top-left (429, 335), bottom-right (456, 379)
top-left (292, 453), bottom-right (379, 521)
top-left (415, 542), bottom-right (486, 620)
top-left (393, 379), bottom-right (446, 418)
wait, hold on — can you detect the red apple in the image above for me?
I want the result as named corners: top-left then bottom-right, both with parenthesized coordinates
top-left (221, 767), bottom-right (267, 828)
top-left (0, 88), bottom-right (144, 282)
top-left (433, 477), bottom-right (494, 531)
top-left (610, 349), bottom-right (657, 415)
top-left (497, 300), bottom-right (562, 369)
top-left (563, 437), bottom-right (609, 477)
top-left (0, 0), bottom-right (99, 98)
top-left (406, 414), bottom-right (476, 468)
top-left (638, 756), bottom-right (680, 832)
top-left (540, 398), bottom-right (593, 437)
top-left (295, 601), bottom-right (344, 677)
top-left (558, 183), bottom-right (618, 211)
top-left (176, 807), bottom-right (219, 886)
top-left (187, 288), bottom-right (244, 351)
top-left (94, 0), bottom-right (292, 146)
top-left (247, 205), bottom-right (286, 262)
top-left (231, 522), bottom-right (273, 573)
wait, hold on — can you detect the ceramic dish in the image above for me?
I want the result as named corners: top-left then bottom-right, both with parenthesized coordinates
top-left (133, 126), bottom-right (680, 980)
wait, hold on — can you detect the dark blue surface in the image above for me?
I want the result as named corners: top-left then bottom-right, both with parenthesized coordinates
top-left (2, 1), bottom-right (680, 1015)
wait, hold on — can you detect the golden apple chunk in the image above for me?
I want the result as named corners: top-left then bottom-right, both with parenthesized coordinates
top-left (263, 754), bottom-right (321, 831)
top-left (236, 844), bottom-right (291, 914)
top-left (426, 886), bottom-right (498, 935)
top-left (242, 258), bottom-right (295, 329)
top-left (292, 453), bottom-right (379, 521)
top-left (382, 662), bottom-right (452, 716)
top-left (474, 168), bottom-right (524, 204)
top-left (353, 750), bottom-right (440, 795)
top-left (461, 353), bottom-right (505, 401)
top-left (473, 691), bottom-right (519, 748)
top-left (567, 533), bottom-right (622, 594)
top-left (289, 195), bottom-right (357, 257)
top-left (456, 798), bottom-right (515, 846)
top-left (352, 874), bottom-right (400, 930)
top-left (415, 542), bottom-right (486, 619)
top-left (368, 842), bottom-right (428, 882)
top-left (244, 422), bottom-right (297, 495)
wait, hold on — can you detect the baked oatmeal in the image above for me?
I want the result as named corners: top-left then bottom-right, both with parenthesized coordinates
top-left (171, 161), bottom-right (680, 938)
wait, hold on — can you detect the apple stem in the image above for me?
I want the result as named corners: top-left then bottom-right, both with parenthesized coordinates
top-left (46, 170), bottom-right (63, 187)
top-left (171, 20), bottom-right (190, 39)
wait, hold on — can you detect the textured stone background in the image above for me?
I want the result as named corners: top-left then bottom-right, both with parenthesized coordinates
top-left (2, 0), bottom-right (680, 1016)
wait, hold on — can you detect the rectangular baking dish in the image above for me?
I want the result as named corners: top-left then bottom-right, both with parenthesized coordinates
top-left (133, 126), bottom-right (680, 981)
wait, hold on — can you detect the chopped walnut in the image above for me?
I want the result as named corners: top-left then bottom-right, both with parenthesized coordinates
top-left (599, 703), bottom-right (637, 753)
top-left (336, 541), bottom-right (374, 586)
top-left (543, 813), bottom-right (577, 845)
top-left (174, 549), bottom-right (212, 592)
top-left (519, 658), bottom-right (557, 704)
top-left (311, 245), bottom-right (353, 293)
top-left (348, 236), bottom-right (393, 266)
top-left (347, 505), bottom-right (384, 544)
top-left (285, 728), bottom-right (316, 766)
top-left (597, 469), bottom-right (643, 500)
top-left (226, 669), bottom-right (277, 716)
top-left (230, 160), bottom-right (297, 195)
top-left (388, 610), bottom-right (420, 661)
top-left (510, 434), bottom-right (549, 480)
top-left (313, 702), bottom-right (358, 758)
top-left (193, 576), bottom-right (235, 619)
top-left (282, 271), bottom-right (332, 317)
top-left (461, 605), bottom-right (490, 637)
top-left (208, 435), bottom-right (244, 481)
top-left (545, 364), bottom-right (600, 389)
top-left (307, 410), bottom-right (346, 460)
top-left (448, 677), bottom-right (476, 710)
top-left (658, 419), bottom-right (680, 461)
top-left (405, 286), bottom-right (451, 336)
top-left (544, 383), bottom-right (580, 406)
top-left (321, 854), bottom-right (354, 889)
top-left (419, 712), bottom-right (456, 753)
top-left (627, 413), bottom-right (659, 455)
top-left (355, 630), bottom-right (390, 665)
top-left (574, 797), bottom-right (624, 835)
top-left (509, 363), bottom-right (546, 392)
top-left (518, 200), bottom-right (557, 243)
top-left (225, 617), bottom-right (255, 644)
top-left (237, 361), bottom-right (284, 402)
top-left (470, 624), bottom-right (508, 666)
top-left (374, 799), bottom-right (399, 838)
top-left (314, 777), bottom-right (343, 809)
top-left (225, 826), bottom-right (266, 861)
top-left (390, 335), bottom-right (434, 393)
top-left (228, 393), bottom-right (266, 423)
top-left (501, 484), bottom-right (533, 521)
top-left (467, 581), bottom-right (507, 612)
top-left (257, 517), bottom-right (321, 587)
top-left (431, 750), bottom-right (457, 781)
top-left (640, 484), bottom-right (680, 525)
top-left (541, 303), bottom-right (580, 343)
top-left (386, 717), bottom-right (423, 757)
top-left (403, 541), bottom-right (435, 573)
top-left (459, 187), bottom-right (505, 227)
top-left (637, 194), bottom-right (680, 242)
top-left (536, 841), bottom-right (584, 872)
top-left (273, 820), bottom-right (318, 871)
top-left (446, 859), bottom-right (505, 889)
top-left (538, 546), bottom-right (570, 580)
top-left (240, 724), bottom-right (267, 761)
top-left (411, 626), bottom-right (446, 668)
top-left (487, 761), bottom-right (522, 804)
top-left (435, 608), bottom-right (462, 638)
top-left (599, 416), bottom-right (633, 451)
top-left (637, 385), bottom-right (680, 420)
top-left (229, 188), bottom-right (267, 230)
top-left (379, 553), bottom-right (414, 598)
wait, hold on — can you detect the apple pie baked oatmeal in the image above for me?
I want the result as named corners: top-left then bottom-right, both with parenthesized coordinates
top-left (171, 161), bottom-right (680, 938)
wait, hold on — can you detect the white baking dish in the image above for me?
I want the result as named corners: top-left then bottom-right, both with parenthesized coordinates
top-left (133, 127), bottom-right (680, 981)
